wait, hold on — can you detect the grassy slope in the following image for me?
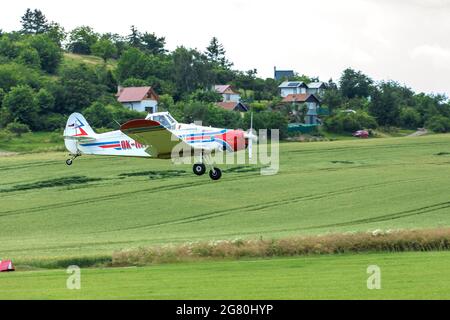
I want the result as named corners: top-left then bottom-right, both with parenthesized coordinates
top-left (62, 53), bottom-right (117, 70)
top-left (1, 134), bottom-right (450, 264)
top-left (1, 251), bottom-right (450, 299)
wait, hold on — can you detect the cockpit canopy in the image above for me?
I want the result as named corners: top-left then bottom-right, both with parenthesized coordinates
top-left (145, 112), bottom-right (178, 130)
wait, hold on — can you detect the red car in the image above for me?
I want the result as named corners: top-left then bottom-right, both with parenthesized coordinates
top-left (353, 130), bottom-right (369, 138)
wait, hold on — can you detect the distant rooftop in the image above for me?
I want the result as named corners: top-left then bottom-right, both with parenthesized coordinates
top-left (274, 67), bottom-right (295, 81)
top-left (117, 86), bottom-right (158, 103)
top-left (279, 81), bottom-right (306, 88)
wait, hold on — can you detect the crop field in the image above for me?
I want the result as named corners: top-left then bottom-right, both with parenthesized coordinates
top-left (1, 134), bottom-right (450, 298)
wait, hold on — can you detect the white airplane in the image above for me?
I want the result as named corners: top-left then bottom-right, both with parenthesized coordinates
top-left (63, 111), bottom-right (256, 180)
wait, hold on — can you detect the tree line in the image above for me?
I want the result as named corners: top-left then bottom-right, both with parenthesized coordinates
top-left (0, 8), bottom-right (449, 139)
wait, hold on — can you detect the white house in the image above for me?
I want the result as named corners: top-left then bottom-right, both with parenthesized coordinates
top-left (214, 85), bottom-right (241, 102)
top-left (279, 81), bottom-right (327, 98)
top-left (117, 86), bottom-right (159, 113)
top-left (306, 82), bottom-right (327, 96)
top-left (278, 81), bottom-right (308, 97)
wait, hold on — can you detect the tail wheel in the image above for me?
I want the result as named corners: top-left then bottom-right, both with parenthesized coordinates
top-left (193, 163), bottom-right (206, 176)
top-left (65, 159), bottom-right (73, 166)
top-left (209, 168), bottom-right (222, 181)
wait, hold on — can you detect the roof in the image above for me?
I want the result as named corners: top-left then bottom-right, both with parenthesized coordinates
top-left (282, 94), bottom-right (320, 103)
top-left (307, 82), bottom-right (326, 89)
top-left (274, 70), bottom-right (294, 81)
top-left (214, 85), bottom-right (237, 95)
top-left (279, 81), bottom-right (306, 88)
top-left (216, 101), bottom-right (249, 112)
top-left (117, 87), bottom-right (158, 103)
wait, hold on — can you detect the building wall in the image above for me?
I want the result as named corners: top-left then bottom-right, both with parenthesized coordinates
top-left (280, 87), bottom-right (306, 97)
top-left (122, 100), bottom-right (158, 113)
top-left (306, 88), bottom-right (324, 95)
top-left (223, 93), bottom-right (241, 102)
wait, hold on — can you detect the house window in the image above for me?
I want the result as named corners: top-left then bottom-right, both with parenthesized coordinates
top-left (145, 107), bottom-right (154, 113)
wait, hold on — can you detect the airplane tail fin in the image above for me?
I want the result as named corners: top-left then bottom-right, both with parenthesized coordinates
top-left (64, 113), bottom-right (97, 154)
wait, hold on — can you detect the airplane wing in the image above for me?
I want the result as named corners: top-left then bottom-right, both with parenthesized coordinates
top-left (120, 119), bottom-right (194, 159)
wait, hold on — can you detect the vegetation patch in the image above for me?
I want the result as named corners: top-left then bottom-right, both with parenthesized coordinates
top-left (1, 176), bottom-right (102, 193)
top-left (331, 160), bottom-right (355, 164)
top-left (223, 165), bottom-right (265, 174)
top-left (17, 255), bottom-right (112, 270)
top-left (112, 228), bottom-right (450, 267)
top-left (119, 170), bottom-right (188, 180)
top-left (435, 152), bottom-right (450, 156)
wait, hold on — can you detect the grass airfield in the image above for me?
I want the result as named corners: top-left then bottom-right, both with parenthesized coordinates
top-left (2, 252), bottom-right (450, 299)
top-left (1, 134), bottom-right (450, 299)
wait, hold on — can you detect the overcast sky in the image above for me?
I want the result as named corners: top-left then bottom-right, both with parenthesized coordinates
top-left (2, 0), bottom-right (450, 95)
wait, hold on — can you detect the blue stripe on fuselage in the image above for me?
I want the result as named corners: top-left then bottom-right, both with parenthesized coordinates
top-left (80, 141), bottom-right (120, 147)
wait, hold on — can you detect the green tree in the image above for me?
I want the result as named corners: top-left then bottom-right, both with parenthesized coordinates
top-left (339, 68), bottom-right (373, 99)
top-left (206, 37), bottom-right (231, 68)
top-left (399, 107), bottom-right (421, 129)
top-left (55, 64), bottom-right (106, 113)
top-left (36, 88), bottom-right (55, 113)
top-left (426, 115), bottom-right (450, 133)
top-left (188, 89), bottom-right (222, 103)
top-left (91, 38), bottom-right (117, 62)
top-left (0, 62), bottom-right (41, 91)
top-left (368, 81), bottom-right (404, 126)
top-left (2, 85), bottom-right (39, 129)
top-left (141, 32), bottom-right (166, 54)
top-left (46, 22), bottom-right (66, 47)
top-left (67, 26), bottom-right (98, 54)
top-left (27, 34), bottom-right (62, 73)
top-left (127, 25), bottom-right (142, 48)
top-left (16, 46), bottom-right (40, 68)
top-left (20, 9), bottom-right (49, 34)
top-left (116, 48), bottom-right (149, 81)
top-left (122, 78), bottom-right (150, 87)
top-left (324, 111), bottom-right (377, 133)
top-left (171, 46), bottom-right (213, 98)
top-left (83, 102), bottom-right (113, 128)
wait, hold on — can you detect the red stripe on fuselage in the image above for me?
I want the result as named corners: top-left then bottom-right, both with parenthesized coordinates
top-left (100, 144), bottom-right (121, 149)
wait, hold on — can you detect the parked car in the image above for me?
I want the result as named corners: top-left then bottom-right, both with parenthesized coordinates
top-left (353, 130), bottom-right (369, 138)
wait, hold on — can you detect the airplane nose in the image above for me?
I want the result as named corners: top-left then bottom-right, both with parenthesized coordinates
top-left (223, 130), bottom-right (246, 152)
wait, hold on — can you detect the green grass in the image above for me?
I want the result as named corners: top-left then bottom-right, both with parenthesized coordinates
top-left (0, 131), bottom-right (64, 153)
top-left (1, 251), bottom-right (450, 299)
top-left (1, 134), bottom-right (450, 265)
top-left (62, 53), bottom-right (117, 70)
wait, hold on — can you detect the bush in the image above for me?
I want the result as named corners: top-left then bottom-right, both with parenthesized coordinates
top-left (0, 130), bottom-right (13, 142)
top-left (426, 115), bottom-right (450, 133)
top-left (6, 121), bottom-right (30, 137)
top-left (38, 113), bottom-right (65, 131)
top-left (400, 107), bottom-right (422, 129)
top-left (241, 111), bottom-right (289, 139)
top-left (324, 111), bottom-right (377, 133)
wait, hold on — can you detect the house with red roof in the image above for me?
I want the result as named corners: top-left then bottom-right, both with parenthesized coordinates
top-left (282, 93), bottom-right (322, 125)
top-left (116, 86), bottom-right (159, 113)
top-left (214, 85), bottom-right (241, 103)
top-left (216, 101), bottom-right (249, 112)
top-left (213, 85), bottom-right (249, 113)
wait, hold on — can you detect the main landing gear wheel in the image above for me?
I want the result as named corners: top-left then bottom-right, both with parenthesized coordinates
top-left (193, 163), bottom-right (206, 176)
top-left (209, 167), bottom-right (222, 181)
top-left (65, 159), bottom-right (73, 166)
